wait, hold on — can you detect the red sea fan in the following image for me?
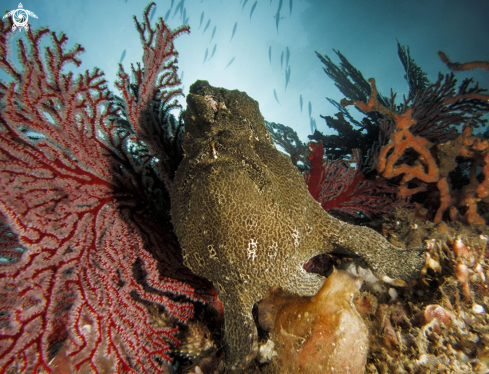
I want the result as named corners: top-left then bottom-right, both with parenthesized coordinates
top-left (0, 212), bottom-right (23, 263)
top-left (0, 4), bottom-right (197, 373)
top-left (304, 141), bottom-right (403, 220)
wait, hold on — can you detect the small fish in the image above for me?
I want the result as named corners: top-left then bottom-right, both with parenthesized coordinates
top-left (209, 44), bottom-right (217, 60)
top-left (180, 71), bottom-right (184, 81)
top-left (285, 66), bottom-right (291, 90)
top-left (268, 46), bottom-right (272, 65)
top-left (289, 0), bottom-right (293, 16)
top-left (119, 49), bottom-right (126, 64)
top-left (209, 44), bottom-right (217, 61)
top-left (180, 4), bottom-right (185, 18)
top-left (285, 47), bottom-right (290, 67)
top-left (174, 0), bottom-right (185, 18)
top-left (308, 101), bottom-right (312, 118)
top-left (150, 5), bottom-right (156, 20)
top-left (242, 0), bottom-right (249, 11)
top-left (250, 1), bottom-right (257, 19)
top-left (171, 0), bottom-right (175, 8)
top-left (300, 94), bottom-right (303, 113)
top-left (277, 0), bottom-right (283, 12)
top-left (280, 51), bottom-right (284, 70)
top-left (273, 89), bottom-right (281, 105)
top-left (199, 11), bottom-right (204, 29)
top-left (310, 117), bottom-right (317, 134)
top-left (164, 8), bottom-right (171, 21)
top-left (274, 11), bottom-right (280, 32)
top-left (203, 19), bottom-right (211, 34)
top-left (275, 0), bottom-right (283, 32)
top-left (225, 57), bottom-right (235, 69)
top-left (184, 16), bottom-right (189, 24)
top-left (210, 26), bottom-right (217, 42)
top-left (183, 8), bottom-right (186, 21)
top-left (230, 22), bottom-right (237, 41)
top-left (203, 48), bottom-right (209, 64)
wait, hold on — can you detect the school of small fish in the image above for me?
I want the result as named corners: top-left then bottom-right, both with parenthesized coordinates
top-left (122, 0), bottom-right (309, 127)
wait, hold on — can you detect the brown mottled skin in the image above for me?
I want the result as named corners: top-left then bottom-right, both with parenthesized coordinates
top-left (171, 81), bottom-right (425, 370)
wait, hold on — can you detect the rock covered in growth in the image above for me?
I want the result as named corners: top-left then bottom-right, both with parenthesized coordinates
top-left (170, 80), bottom-right (425, 370)
top-left (258, 268), bottom-right (369, 374)
top-left (364, 216), bottom-right (489, 373)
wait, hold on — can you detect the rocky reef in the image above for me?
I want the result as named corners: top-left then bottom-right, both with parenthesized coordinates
top-left (170, 80), bottom-right (425, 371)
top-left (362, 211), bottom-right (489, 374)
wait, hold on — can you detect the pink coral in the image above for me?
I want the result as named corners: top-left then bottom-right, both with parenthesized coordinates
top-left (0, 4), bottom-right (197, 373)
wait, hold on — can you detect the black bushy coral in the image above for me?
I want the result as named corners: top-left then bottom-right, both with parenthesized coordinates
top-left (315, 50), bottom-right (389, 108)
top-left (265, 120), bottom-right (309, 171)
top-left (405, 72), bottom-right (488, 142)
top-left (309, 98), bottom-right (380, 161)
top-left (313, 43), bottom-right (489, 164)
top-left (397, 41), bottom-right (430, 100)
top-left (312, 49), bottom-right (390, 161)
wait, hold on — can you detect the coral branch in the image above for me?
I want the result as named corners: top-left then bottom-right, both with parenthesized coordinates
top-left (114, 3), bottom-right (189, 194)
top-left (304, 141), bottom-right (403, 220)
top-left (438, 51), bottom-right (489, 72)
top-left (343, 79), bottom-right (440, 196)
top-left (342, 57), bottom-right (489, 224)
top-left (0, 4), bottom-right (195, 373)
top-left (438, 51), bottom-right (489, 105)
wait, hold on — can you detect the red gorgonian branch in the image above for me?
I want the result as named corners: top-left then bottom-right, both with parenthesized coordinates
top-left (304, 141), bottom-right (404, 219)
top-left (0, 4), bottom-right (197, 373)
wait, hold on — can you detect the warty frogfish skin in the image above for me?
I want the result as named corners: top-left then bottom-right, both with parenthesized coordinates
top-left (170, 80), bottom-right (425, 370)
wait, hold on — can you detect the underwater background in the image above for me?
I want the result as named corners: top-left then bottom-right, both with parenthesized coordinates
top-left (1, 0), bottom-right (489, 373)
top-left (3, 0), bottom-right (489, 142)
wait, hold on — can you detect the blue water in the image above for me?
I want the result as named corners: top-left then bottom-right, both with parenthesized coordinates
top-left (2, 0), bottom-right (489, 145)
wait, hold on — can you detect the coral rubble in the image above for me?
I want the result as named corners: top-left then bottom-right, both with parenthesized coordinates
top-left (363, 212), bottom-right (489, 374)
